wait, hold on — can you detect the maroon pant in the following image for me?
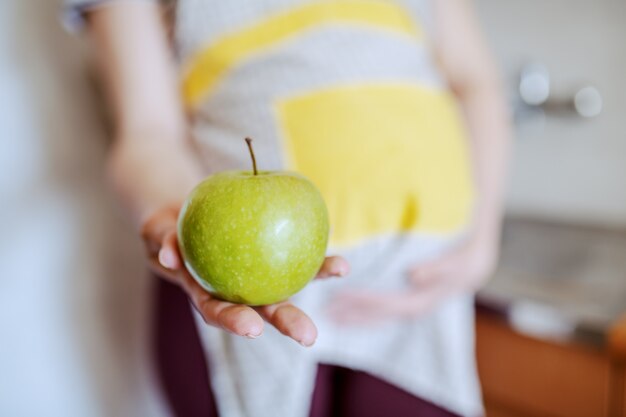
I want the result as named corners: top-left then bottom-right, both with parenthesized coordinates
top-left (153, 278), bottom-right (459, 417)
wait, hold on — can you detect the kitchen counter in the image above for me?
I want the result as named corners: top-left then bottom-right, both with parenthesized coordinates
top-left (477, 217), bottom-right (626, 347)
top-left (474, 217), bottom-right (626, 417)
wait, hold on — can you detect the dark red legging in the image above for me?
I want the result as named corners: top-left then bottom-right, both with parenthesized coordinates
top-left (153, 278), bottom-right (459, 417)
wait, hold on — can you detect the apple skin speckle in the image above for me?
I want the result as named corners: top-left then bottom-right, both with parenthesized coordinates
top-left (178, 170), bottom-right (329, 306)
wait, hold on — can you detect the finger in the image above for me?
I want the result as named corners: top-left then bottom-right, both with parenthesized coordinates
top-left (150, 258), bottom-right (265, 338)
top-left (148, 259), bottom-right (179, 285)
top-left (256, 302), bottom-right (318, 347)
top-left (158, 230), bottom-right (182, 270)
top-left (184, 277), bottom-right (264, 338)
top-left (408, 258), bottom-right (456, 287)
top-left (326, 303), bottom-right (386, 326)
top-left (327, 291), bottom-right (393, 325)
top-left (315, 256), bottom-right (350, 279)
top-left (330, 291), bottom-right (410, 317)
top-left (214, 303), bottom-right (265, 338)
top-left (328, 285), bottom-right (451, 324)
top-left (140, 207), bottom-right (178, 253)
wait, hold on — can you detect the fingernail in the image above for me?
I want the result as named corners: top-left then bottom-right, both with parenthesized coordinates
top-left (299, 338), bottom-right (315, 347)
top-left (245, 332), bottom-right (260, 339)
top-left (159, 249), bottom-right (173, 269)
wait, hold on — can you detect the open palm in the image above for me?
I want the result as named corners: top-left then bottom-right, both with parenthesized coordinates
top-left (142, 204), bottom-right (349, 346)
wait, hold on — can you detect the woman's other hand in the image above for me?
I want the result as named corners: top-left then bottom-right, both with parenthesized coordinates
top-left (327, 231), bottom-right (497, 325)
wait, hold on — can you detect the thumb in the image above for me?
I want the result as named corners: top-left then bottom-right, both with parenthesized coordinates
top-left (140, 206), bottom-right (179, 255)
top-left (159, 230), bottom-right (183, 270)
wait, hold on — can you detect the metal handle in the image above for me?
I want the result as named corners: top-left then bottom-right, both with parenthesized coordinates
top-left (516, 63), bottom-right (602, 119)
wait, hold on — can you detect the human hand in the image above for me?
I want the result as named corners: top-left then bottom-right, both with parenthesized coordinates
top-left (142, 204), bottom-right (349, 346)
top-left (327, 231), bottom-right (498, 325)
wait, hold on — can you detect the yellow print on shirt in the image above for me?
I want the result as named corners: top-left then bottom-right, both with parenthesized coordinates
top-left (276, 83), bottom-right (475, 247)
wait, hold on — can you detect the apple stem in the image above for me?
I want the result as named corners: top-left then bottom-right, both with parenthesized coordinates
top-left (245, 138), bottom-right (258, 176)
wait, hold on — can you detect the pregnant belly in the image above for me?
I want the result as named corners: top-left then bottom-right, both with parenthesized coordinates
top-left (276, 83), bottom-right (475, 247)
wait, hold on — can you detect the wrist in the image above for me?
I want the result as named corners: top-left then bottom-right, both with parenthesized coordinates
top-left (469, 210), bottom-right (503, 251)
top-left (138, 201), bottom-right (184, 228)
top-left (106, 138), bottom-right (201, 228)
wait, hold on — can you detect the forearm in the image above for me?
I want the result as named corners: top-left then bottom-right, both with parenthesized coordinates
top-left (87, 1), bottom-right (202, 225)
top-left (434, 0), bottom-right (511, 245)
top-left (459, 80), bottom-right (511, 243)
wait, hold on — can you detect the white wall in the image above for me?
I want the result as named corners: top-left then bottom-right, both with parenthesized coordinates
top-left (476, 0), bottom-right (626, 226)
top-left (0, 1), bottom-right (167, 416)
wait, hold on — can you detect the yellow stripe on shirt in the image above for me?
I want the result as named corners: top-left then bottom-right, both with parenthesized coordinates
top-left (182, 1), bottom-right (422, 108)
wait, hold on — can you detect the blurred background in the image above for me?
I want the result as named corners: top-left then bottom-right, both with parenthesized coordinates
top-left (0, 1), bottom-right (167, 416)
top-left (0, 1), bottom-right (624, 416)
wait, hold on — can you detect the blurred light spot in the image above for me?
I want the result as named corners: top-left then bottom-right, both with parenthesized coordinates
top-left (519, 71), bottom-right (550, 106)
top-left (574, 86), bottom-right (602, 118)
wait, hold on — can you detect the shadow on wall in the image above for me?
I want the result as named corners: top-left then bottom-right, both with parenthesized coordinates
top-left (0, 1), bottom-right (167, 416)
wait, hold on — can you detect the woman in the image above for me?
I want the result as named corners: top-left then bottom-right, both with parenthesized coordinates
top-left (65, 0), bottom-right (510, 416)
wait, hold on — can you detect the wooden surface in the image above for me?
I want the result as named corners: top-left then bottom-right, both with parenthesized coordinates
top-left (609, 314), bottom-right (626, 362)
top-left (623, 368), bottom-right (626, 417)
top-left (477, 315), bottom-right (611, 417)
top-left (484, 400), bottom-right (528, 417)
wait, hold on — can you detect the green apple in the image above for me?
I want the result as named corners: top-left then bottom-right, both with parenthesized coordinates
top-left (177, 138), bottom-right (330, 305)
